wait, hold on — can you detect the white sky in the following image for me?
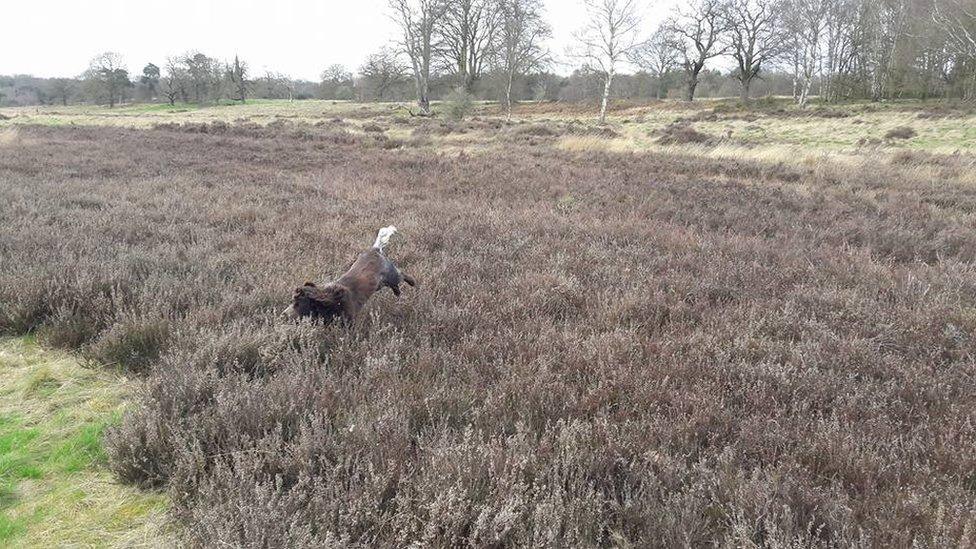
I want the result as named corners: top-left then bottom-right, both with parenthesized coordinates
top-left (1, 0), bottom-right (678, 80)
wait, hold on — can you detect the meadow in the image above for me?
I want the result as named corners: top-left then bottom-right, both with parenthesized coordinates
top-left (0, 337), bottom-right (169, 546)
top-left (1, 99), bottom-right (975, 547)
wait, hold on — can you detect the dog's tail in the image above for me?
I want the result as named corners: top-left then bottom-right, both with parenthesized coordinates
top-left (373, 225), bottom-right (397, 251)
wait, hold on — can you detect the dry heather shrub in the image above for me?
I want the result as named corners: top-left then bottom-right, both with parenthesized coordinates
top-left (412, 121), bottom-right (464, 136)
top-left (889, 149), bottom-right (958, 167)
top-left (3, 125), bottom-right (976, 547)
top-left (153, 120), bottom-right (373, 146)
top-left (510, 122), bottom-right (619, 141)
top-left (566, 124), bottom-right (619, 139)
top-left (656, 122), bottom-right (714, 145)
top-left (885, 125), bottom-right (917, 140)
top-left (513, 123), bottom-right (561, 137)
top-left (86, 315), bottom-right (170, 371)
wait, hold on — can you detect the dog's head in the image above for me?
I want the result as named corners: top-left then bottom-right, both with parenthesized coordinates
top-left (283, 282), bottom-right (348, 321)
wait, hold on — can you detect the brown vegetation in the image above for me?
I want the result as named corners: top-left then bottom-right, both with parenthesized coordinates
top-left (1, 124), bottom-right (975, 546)
top-left (656, 122), bottom-right (715, 145)
top-left (885, 125), bottom-right (918, 140)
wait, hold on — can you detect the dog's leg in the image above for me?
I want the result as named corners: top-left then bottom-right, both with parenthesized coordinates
top-left (391, 284), bottom-right (402, 297)
top-left (402, 273), bottom-right (416, 287)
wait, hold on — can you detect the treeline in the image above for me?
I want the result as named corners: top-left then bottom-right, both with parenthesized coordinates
top-left (2, 0), bottom-right (975, 111)
top-left (0, 61), bottom-right (787, 108)
top-left (356, 0), bottom-right (976, 119)
top-left (0, 52), bottom-right (320, 108)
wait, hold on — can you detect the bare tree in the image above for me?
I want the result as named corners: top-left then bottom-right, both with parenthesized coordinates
top-left (820, 0), bottom-right (860, 102)
top-left (162, 57), bottom-right (189, 105)
top-left (630, 26), bottom-right (680, 99)
top-left (784, 0), bottom-right (828, 106)
top-left (933, 0), bottom-right (976, 100)
top-left (83, 52), bottom-right (129, 108)
top-left (665, 0), bottom-right (728, 102)
top-left (322, 64), bottom-right (353, 85)
top-left (571, 0), bottom-right (643, 123)
top-left (320, 64), bottom-right (354, 100)
top-left (160, 77), bottom-right (180, 105)
top-left (228, 55), bottom-right (249, 103)
top-left (359, 48), bottom-right (410, 100)
top-left (497, 0), bottom-right (551, 118)
top-left (261, 71), bottom-right (297, 101)
top-left (440, 0), bottom-right (501, 92)
top-left (389, 0), bottom-right (448, 115)
top-left (723, 0), bottom-right (787, 101)
top-left (861, 0), bottom-right (909, 101)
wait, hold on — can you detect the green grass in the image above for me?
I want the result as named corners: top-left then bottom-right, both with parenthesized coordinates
top-left (0, 337), bottom-right (170, 547)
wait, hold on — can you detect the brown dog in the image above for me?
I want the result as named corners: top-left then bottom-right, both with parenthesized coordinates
top-left (283, 226), bottom-right (415, 324)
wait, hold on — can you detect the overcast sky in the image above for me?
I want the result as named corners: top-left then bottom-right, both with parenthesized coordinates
top-left (1, 0), bottom-right (679, 80)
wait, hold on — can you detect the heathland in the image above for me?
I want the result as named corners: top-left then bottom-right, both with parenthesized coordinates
top-left (1, 98), bottom-right (975, 546)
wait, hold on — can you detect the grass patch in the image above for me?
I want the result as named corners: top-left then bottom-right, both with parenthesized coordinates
top-left (0, 337), bottom-right (170, 547)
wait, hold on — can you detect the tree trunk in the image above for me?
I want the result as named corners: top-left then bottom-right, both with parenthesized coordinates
top-left (798, 75), bottom-right (812, 107)
top-left (413, 71), bottom-right (432, 115)
top-left (505, 69), bottom-right (515, 120)
top-left (685, 75), bottom-right (698, 102)
top-left (740, 78), bottom-right (751, 102)
top-left (599, 70), bottom-right (614, 124)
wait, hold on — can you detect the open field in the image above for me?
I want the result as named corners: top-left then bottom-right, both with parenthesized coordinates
top-left (3, 97), bottom-right (976, 162)
top-left (1, 100), bottom-right (976, 546)
top-left (0, 337), bottom-right (170, 547)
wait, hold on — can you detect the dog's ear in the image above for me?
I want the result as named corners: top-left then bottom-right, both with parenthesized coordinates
top-left (303, 281), bottom-right (317, 288)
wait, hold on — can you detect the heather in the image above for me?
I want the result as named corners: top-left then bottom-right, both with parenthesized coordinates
top-left (1, 122), bottom-right (975, 546)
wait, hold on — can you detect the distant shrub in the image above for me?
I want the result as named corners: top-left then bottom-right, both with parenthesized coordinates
top-left (362, 123), bottom-right (386, 133)
top-left (412, 122), bottom-right (463, 136)
top-left (443, 88), bottom-right (474, 121)
top-left (889, 150), bottom-right (965, 170)
top-left (885, 126), bottom-right (917, 140)
top-left (567, 123), bottom-right (619, 139)
top-left (656, 122), bottom-right (714, 145)
top-left (374, 135), bottom-right (403, 149)
top-left (513, 123), bottom-right (561, 137)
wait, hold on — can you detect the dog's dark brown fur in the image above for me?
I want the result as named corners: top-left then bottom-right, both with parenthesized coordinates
top-left (285, 247), bottom-right (415, 325)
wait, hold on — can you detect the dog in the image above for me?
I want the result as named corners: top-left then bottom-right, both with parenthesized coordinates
top-left (283, 226), bottom-right (416, 325)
